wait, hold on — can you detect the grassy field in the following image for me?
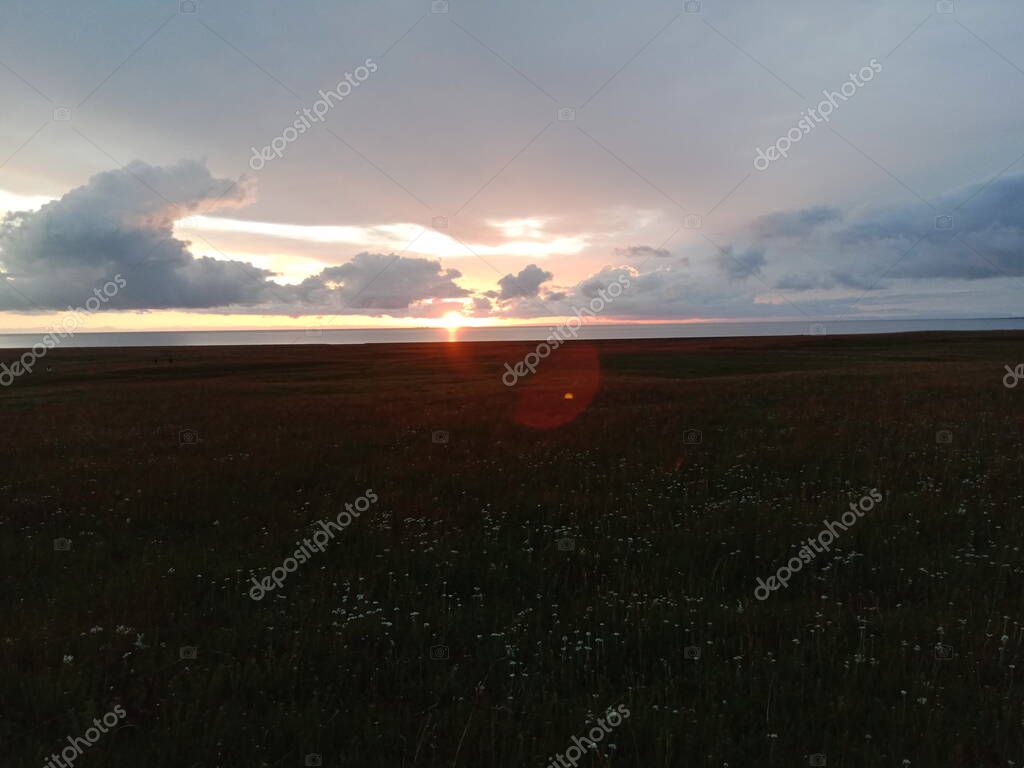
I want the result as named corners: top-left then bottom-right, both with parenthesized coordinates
top-left (3, 331), bottom-right (1024, 767)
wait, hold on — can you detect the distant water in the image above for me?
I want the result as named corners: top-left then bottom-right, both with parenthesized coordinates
top-left (0, 318), bottom-right (1022, 349)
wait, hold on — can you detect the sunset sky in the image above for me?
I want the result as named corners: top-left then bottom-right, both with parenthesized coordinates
top-left (2, 0), bottom-right (1023, 332)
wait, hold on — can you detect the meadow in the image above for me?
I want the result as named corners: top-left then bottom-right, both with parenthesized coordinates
top-left (2, 331), bottom-right (1024, 766)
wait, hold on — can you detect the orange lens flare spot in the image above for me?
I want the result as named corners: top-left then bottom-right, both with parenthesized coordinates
top-left (512, 345), bottom-right (600, 429)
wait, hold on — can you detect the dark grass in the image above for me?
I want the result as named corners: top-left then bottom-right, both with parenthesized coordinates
top-left (2, 331), bottom-right (1024, 767)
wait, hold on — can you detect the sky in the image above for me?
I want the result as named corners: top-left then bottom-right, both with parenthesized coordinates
top-left (1, 0), bottom-right (1023, 332)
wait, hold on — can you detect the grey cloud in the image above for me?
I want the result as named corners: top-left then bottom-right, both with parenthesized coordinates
top-left (841, 174), bottom-right (1024, 279)
top-left (779, 173), bottom-right (1024, 285)
top-left (614, 245), bottom-right (672, 260)
top-left (0, 160), bottom-right (275, 310)
top-left (831, 271), bottom-right (882, 291)
top-left (497, 264), bottom-right (553, 301)
top-left (577, 267), bottom-right (635, 300)
top-left (504, 257), bottom-right (902, 322)
top-left (715, 246), bottom-right (766, 281)
top-left (556, 263), bottom-right (775, 320)
top-left (753, 206), bottom-right (842, 239)
top-left (292, 252), bottom-right (469, 310)
top-left (774, 271), bottom-right (882, 292)
top-left (775, 273), bottom-right (829, 291)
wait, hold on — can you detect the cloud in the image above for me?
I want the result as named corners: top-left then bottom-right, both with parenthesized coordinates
top-left (774, 273), bottom-right (828, 291)
top-left (835, 173), bottom-right (1024, 280)
top-left (0, 159), bottom-right (275, 310)
top-left (774, 270), bottom-right (881, 292)
top-left (291, 252), bottom-right (469, 310)
top-left (831, 271), bottom-right (881, 291)
top-left (497, 263), bottom-right (553, 301)
top-left (0, 160), bottom-right (475, 315)
top-left (765, 173), bottom-right (1024, 288)
top-left (715, 245), bottom-right (766, 281)
top-left (578, 267), bottom-right (632, 299)
top-left (470, 296), bottom-right (493, 316)
top-left (614, 244), bottom-right (672, 260)
top-left (753, 206), bottom-right (842, 238)
top-left (553, 262), bottom-right (779, 320)
top-left (495, 255), bottom-right (897, 322)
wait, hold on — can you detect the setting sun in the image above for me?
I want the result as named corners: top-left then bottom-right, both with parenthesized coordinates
top-left (440, 311), bottom-right (464, 329)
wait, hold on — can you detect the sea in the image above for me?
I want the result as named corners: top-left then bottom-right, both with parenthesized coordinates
top-left (0, 318), bottom-right (1022, 348)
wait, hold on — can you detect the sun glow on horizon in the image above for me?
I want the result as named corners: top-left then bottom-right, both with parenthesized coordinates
top-left (440, 311), bottom-right (464, 329)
